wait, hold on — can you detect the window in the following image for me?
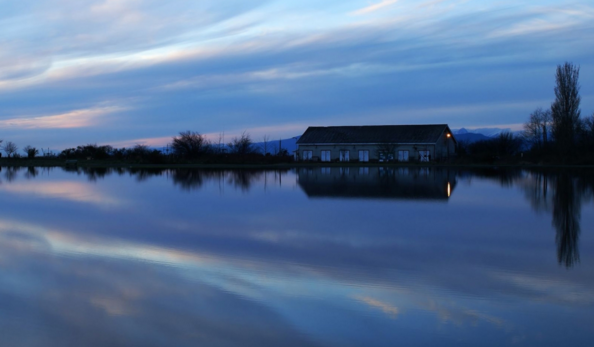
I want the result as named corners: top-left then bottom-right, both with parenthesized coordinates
top-left (379, 152), bottom-right (394, 162)
top-left (339, 150), bottom-right (350, 162)
top-left (398, 150), bottom-right (409, 162)
top-left (419, 150), bottom-right (430, 162)
top-left (321, 150), bottom-right (331, 162)
top-left (302, 150), bottom-right (313, 160)
top-left (358, 150), bottom-right (369, 162)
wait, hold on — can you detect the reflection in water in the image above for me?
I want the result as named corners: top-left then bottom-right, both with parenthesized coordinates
top-left (518, 170), bottom-right (591, 268)
top-left (552, 173), bottom-right (581, 267)
top-left (297, 167), bottom-right (456, 201)
top-left (1, 166), bottom-right (590, 271)
top-left (3, 166), bottom-right (21, 182)
top-left (56, 166), bottom-right (290, 191)
top-left (0, 166), bottom-right (593, 346)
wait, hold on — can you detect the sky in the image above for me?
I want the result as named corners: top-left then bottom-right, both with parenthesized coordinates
top-left (0, 0), bottom-right (593, 150)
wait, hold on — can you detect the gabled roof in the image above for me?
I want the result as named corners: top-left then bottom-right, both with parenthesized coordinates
top-left (296, 124), bottom-right (453, 145)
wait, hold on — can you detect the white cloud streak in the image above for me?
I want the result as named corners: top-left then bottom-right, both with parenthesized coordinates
top-left (0, 106), bottom-right (126, 129)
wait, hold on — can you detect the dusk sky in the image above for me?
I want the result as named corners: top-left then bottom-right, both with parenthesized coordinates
top-left (1, 0), bottom-right (593, 150)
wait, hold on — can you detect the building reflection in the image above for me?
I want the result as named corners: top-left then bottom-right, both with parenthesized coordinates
top-left (297, 167), bottom-right (456, 201)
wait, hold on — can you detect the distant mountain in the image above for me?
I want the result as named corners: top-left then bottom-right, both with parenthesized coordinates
top-left (454, 133), bottom-right (491, 144)
top-left (453, 127), bottom-right (525, 137)
top-left (253, 136), bottom-right (300, 154)
top-left (453, 127), bottom-right (512, 137)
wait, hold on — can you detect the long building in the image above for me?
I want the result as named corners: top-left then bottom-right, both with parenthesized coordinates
top-left (295, 124), bottom-right (457, 162)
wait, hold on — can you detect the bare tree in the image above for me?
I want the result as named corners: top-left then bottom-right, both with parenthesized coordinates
top-left (261, 135), bottom-right (270, 155)
top-left (228, 131), bottom-right (254, 155)
top-left (551, 62), bottom-right (581, 156)
top-left (581, 113), bottom-right (594, 148)
top-left (41, 147), bottom-right (55, 157)
top-left (216, 132), bottom-right (225, 154)
top-left (23, 145), bottom-right (39, 158)
top-left (3, 141), bottom-right (18, 158)
top-left (524, 107), bottom-right (552, 148)
top-left (171, 131), bottom-right (209, 159)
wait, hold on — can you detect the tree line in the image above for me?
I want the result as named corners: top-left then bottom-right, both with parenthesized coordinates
top-left (458, 62), bottom-right (593, 164)
top-left (0, 131), bottom-right (292, 164)
top-left (523, 62), bottom-right (594, 163)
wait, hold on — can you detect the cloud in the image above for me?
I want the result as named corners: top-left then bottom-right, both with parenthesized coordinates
top-left (354, 296), bottom-right (399, 318)
top-left (0, 105), bottom-right (125, 129)
top-left (0, 181), bottom-right (123, 206)
top-left (422, 300), bottom-right (505, 327)
top-left (107, 136), bottom-right (172, 148)
top-left (0, 1), bottom-right (592, 148)
top-left (351, 0), bottom-right (400, 15)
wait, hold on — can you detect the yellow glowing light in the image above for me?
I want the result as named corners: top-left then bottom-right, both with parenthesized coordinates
top-left (446, 133), bottom-right (451, 138)
top-left (447, 182), bottom-right (451, 197)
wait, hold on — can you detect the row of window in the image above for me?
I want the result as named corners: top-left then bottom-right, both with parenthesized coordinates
top-left (302, 150), bottom-right (431, 162)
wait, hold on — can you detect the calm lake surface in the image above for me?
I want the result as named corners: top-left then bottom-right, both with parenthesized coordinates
top-left (0, 166), bottom-right (593, 346)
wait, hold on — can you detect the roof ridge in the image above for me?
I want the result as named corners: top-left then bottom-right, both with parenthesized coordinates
top-left (296, 124), bottom-right (451, 145)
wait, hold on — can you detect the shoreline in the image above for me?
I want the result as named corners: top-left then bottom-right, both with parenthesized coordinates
top-left (1, 158), bottom-right (594, 169)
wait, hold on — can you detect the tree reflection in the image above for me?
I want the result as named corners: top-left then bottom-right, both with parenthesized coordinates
top-left (552, 173), bottom-right (580, 268)
top-left (171, 169), bottom-right (207, 190)
top-left (226, 170), bottom-right (264, 191)
top-left (24, 166), bottom-right (39, 179)
top-left (4, 166), bottom-right (22, 182)
top-left (169, 169), bottom-right (284, 192)
top-left (521, 170), bottom-right (586, 268)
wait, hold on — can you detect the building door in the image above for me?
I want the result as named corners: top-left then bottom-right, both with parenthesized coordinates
top-left (359, 150), bottom-right (369, 162)
top-left (419, 150), bottom-right (430, 162)
top-left (339, 150), bottom-right (350, 162)
top-left (321, 150), bottom-right (331, 162)
top-left (398, 151), bottom-right (409, 162)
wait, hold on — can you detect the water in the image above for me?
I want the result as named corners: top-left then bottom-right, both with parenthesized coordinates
top-left (0, 166), bottom-right (592, 346)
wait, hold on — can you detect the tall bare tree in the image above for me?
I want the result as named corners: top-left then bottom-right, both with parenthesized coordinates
top-left (551, 62), bottom-right (581, 157)
top-left (261, 135), bottom-right (270, 155)
top-left (217, 132), bottom-right (225, 154)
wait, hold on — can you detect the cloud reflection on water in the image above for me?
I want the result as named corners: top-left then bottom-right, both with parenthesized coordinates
top-left (0, 166), bottom-right (592, 346)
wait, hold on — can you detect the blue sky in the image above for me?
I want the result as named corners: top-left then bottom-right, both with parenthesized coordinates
top-left (0, 0), bottom-right (593, 149)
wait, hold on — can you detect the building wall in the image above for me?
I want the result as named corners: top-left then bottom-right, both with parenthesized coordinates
top-left (434, 130), bottom-right (457, 160)
top-left (297, 144), bottom-right (439, 162)
top-left (297, 127), bottom-right (457, 162)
